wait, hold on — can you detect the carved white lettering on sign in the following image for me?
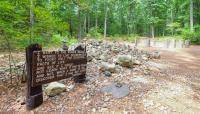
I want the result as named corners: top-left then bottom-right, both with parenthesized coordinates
top-left (32, 51), bottom-right (87, 87)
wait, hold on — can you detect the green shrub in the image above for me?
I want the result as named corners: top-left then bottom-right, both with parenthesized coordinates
top-left (67, 37), bottom-right (78, 46)
top-left (155, 36), bottom-right (183, 41)
top-left (15, 37), bottom-right (30, 49)
top-left (127, 34), bottom-right (139, 42)
top-left (48, 34), bottom-right (78, 48)
top-left (47, 34), bottom-right (63, 47)
top-left (87, 27), bottom-right (102, 39)
top-left (182, 30), bottom-right (200, 44)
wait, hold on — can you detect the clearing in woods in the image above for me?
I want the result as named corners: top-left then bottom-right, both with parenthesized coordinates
top-left (0, 44), bottom-right (200, 113)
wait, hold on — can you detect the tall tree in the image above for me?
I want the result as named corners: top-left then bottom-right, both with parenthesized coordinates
top-left (103, 0), bottom-right (108, 39)
top-left (190, 0), bottom-right (194, 32)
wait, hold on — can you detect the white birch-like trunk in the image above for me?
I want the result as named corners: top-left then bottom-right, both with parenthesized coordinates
top-left (151, 25), bottom-right (155, 39)
top-left (190, 0), bottom-right (194, 32)
top-left (104, 4), bottom-right (108, 39)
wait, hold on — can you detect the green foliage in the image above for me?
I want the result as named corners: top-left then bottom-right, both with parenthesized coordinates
top-left (154, 36), bottom-right (183, 41)
top-left (47, 34), bottom-right (63, 47)
top-left (66, 38), bottom-right (78, 46)
top-left (182, 30), bottom-right (200, 44)
top-left (87, 27), bottom-right (102, 39)
top-left (127, 34), bottom-right (140, 42)
top-left (47, 34), bottom-right (78, 48)
top-left (0, 0), bottom-right (200, 51)
top-left (108, 34), bottom-right (139, 42)
top-left (167, 22), bottom-right (182, 34)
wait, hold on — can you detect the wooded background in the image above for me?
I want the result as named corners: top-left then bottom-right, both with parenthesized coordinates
top-left (0, 0), bottom-right (200, 50)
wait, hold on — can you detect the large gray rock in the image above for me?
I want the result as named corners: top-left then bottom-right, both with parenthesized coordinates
top-left (87, 48), bottom-right (101, 61)
top-left (45, 82), bottom-right (66, 97)
top-left (116, 55), bottom-right (141, 67)
top-left (99, 62), bottom-right (116, 73)
top-left (101, 83), bottom-right (129, 98)
top-left (116, 55), bottom-right (133, 67)
top-left (150, 51), bottom-right (161, 59)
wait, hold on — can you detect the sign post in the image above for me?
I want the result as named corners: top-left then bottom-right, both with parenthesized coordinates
top-left (26, 44), bottom-right (43, 110)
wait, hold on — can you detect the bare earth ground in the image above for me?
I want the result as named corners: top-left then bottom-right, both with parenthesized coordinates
top-left (0, 44), bottom-right (200, 114)
top-left (142, 46), bottom-right (200, 114)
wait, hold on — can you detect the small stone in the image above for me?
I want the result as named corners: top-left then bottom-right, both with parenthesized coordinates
top-left (16, 62), bottom-right (24, 68)
top-left (87, 55), bottom-right (93, 62)
top-left (132, 77), bottom-right (149, 84)
top-left (99, 54), bottom-right (108, 61)
top-left (141, 54), bottom-right (150, 61)
top-left (83, 94), bottom-right (90, 100)
top-left (104, 71), bottom-right (112, 77)
top-left (100, 108), bottom-right (108, 112)
top-left (102, 103), bottom-right (107, 108)
top-left (16, 97), bottom-right (21, 102)
top-left (144, 70), bottom-right (150, 75)
top-left (159, 106), bottom-right (166, 111)
top-left (104, 97), bottom-right (110, 102)
top-left (21, 101), bottom-right (25, 105)
top-left (67, 84), bottom-right (75, 91)
top-left (112, 47), bottom-right (120, 53)
top-left (92, 108), bottom-right (96, 112)
top-left (132, 58), bottom-right (142, 65)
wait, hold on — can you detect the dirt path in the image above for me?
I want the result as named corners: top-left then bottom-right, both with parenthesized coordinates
top-left (143, 46), bottom-right (200, 114)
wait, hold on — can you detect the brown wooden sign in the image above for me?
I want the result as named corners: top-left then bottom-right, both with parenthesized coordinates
top-left (32, 51), bottom-right (87, 87)
top-left (26, 44), bottom-right (87, 110)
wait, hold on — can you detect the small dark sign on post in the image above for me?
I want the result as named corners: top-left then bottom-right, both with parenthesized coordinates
top-left (26, 44), bottom-right (87, 110)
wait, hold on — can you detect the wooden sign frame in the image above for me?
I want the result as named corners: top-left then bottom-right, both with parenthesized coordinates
top-left (26, 44), bottom-right (87, 110)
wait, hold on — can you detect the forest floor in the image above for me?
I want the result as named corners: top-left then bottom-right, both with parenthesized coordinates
top-left (0, 41), bottom-right (200, 114)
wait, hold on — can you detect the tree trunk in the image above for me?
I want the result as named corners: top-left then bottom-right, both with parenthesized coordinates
top-left (84, 15), bottom-right (87, 33)
top-left (69, 16), bottom-right (73, 37)
top-left (95, 13), bottom-right (98, 29)
top-left (190, 0), bottom-right (194, 32)
top-left (162, 28), bottom-right (165, 36)
top-left (171, 6), bottom-right (174, 36)
top-left (87, 13), bottom-right (90, 32)
top-left (78, 7), bottom-right (81, 40)
top-left (104, 3), bottom-right (108, 39)
top-left (29, 0), bottom-right (34, 44)
top-left (151, 25), bottom-right (155, 39)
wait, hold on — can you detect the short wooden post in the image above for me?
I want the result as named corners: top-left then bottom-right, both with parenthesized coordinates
top-left (185, 40), bottom-right (190, 48)
top-left (145, 39), bottom-right (151, 47)
top-left (26, 44), bottom-right (43, 110)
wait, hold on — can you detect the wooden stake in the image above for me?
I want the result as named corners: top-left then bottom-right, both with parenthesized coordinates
top-left (26, 44), bottom-right (43, 110)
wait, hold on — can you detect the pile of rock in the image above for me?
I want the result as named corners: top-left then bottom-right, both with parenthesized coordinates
top-left (84, 39), bottom-right (160, 77)
top-left (44, 39), bottom-right (161, 97)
